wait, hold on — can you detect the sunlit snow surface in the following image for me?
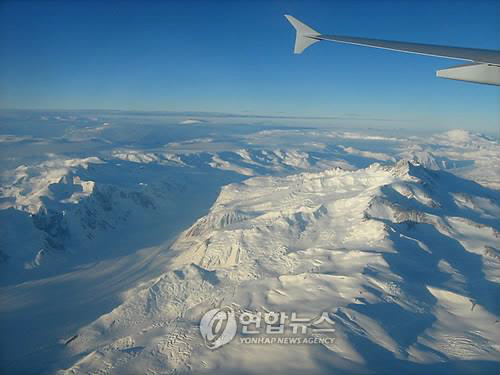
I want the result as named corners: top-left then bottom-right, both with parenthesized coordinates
top-left (0, 111), bottom-right (499, 374)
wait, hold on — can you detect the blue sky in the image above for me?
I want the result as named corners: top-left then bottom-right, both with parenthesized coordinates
top-left (0, 0), bottom-right (499, 132)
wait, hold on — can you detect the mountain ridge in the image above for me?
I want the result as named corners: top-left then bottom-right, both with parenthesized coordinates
top-left (57, 160), bottom-right (500, 374)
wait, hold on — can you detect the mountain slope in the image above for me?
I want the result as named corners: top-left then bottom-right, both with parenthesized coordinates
top-left (57, 161), bottom-right (500, 374)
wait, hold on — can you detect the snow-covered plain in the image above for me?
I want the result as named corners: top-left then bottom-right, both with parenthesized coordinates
top-left (0, 111), bottom-right (499, 374)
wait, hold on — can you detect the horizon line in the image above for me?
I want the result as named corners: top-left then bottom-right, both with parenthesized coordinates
top-left (0, 108), bottom-right (416, 123)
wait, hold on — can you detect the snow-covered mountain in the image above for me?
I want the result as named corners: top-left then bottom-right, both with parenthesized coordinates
top-left (1, 159), bottom-right (255, 283)
top-left (0, 147), bottom-right (347, 278)
top-left (57, 160), bottom-right (500, 375)
top-left (1, 113), bottom-right (499, 374)
top-left (0, 157), bottom-right (179, 276)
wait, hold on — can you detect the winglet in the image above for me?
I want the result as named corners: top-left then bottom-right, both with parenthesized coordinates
top-left (284, 15), bottom-right (320, 54)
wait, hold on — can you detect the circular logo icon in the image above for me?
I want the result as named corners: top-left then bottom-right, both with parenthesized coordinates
top-left (200, 306), bottom-right (237, 349)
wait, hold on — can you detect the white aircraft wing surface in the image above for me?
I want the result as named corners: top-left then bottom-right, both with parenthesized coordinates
top-left (285, 15), bottom-right (500, 86)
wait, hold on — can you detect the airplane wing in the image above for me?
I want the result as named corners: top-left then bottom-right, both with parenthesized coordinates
top-left (285, 15), bottom-right (500, 86)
